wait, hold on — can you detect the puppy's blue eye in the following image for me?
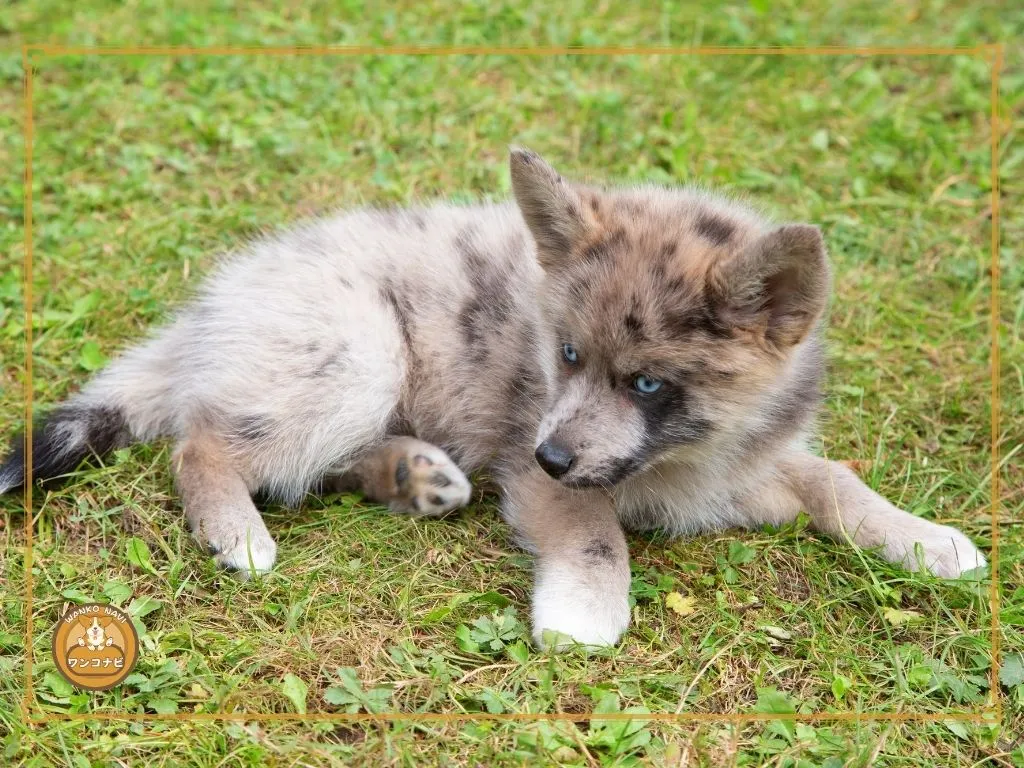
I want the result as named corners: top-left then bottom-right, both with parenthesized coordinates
top-left (633, 374), bottom-right (663, 394)
top-left (562, 343), bottom-right (579, 364)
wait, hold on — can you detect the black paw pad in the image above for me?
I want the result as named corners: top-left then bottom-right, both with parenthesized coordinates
top-left (395, 457), bottom-right (411, 493)
top-left (429, 471), bottom-right (452, 488)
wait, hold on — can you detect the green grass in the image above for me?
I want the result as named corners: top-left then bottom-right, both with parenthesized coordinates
top-left (1, 1), bottom-right (1023, 765)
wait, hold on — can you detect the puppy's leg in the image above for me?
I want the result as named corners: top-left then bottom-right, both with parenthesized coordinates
top-left (502, 466), bottom-right (631, 649)
top-left (339, 437), bottom-right (472, 516)
top-left (737, 450), bottom-right (986, 577)
top-left (173, 433), bottom-right (277, 576)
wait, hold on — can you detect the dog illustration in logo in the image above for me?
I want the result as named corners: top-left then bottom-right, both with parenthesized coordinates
top-left (66, 615), bottom-right (126, 675)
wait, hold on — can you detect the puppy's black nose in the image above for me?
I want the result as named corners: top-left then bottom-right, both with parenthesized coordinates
top-left (535, 441), bottom-right (575, 479)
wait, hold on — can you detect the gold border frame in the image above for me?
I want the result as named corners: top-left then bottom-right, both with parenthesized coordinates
top-left (19, 43), bottom-right (1004, 725)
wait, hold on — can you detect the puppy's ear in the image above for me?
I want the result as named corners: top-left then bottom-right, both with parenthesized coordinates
top-left (707, 224), bottom-right (830, 348)
top-left (509, 147), bottom-right (589, 271)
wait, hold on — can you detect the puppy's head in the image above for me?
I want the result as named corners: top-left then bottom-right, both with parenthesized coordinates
top-left (510, 148), bottom-right (830, 487)
top-left (79, 615), bottom-right (113, 645)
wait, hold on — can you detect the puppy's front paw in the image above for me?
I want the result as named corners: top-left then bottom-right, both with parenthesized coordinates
top-left (886, 520), bottom-right (986, 578)
top-left (531, 568), bottom-right (630, 650)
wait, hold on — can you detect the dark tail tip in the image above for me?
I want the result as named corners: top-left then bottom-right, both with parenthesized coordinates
top-left (0, 405), bottom-right (129, 494)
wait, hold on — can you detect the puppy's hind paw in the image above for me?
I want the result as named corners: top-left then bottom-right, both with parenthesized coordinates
top-left (205, 525), bottom-right (278, 579)
top-left (393, 445), bottom-right (472, 517)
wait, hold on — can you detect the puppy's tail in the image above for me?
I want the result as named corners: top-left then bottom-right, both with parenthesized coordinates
top-left (0, 403), bottom-right (132, 493)
top-left (0, 335), bottom-right (178, 494)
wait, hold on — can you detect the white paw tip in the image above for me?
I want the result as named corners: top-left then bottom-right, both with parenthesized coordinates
top-left (533, 627), bottom-right (620, 652)
top-left (216, 536), bottom-right (277, 576)
top-left (531, 592), bottom-right (629, 652)
top-left (897, 526), bottom-right (987, 579)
